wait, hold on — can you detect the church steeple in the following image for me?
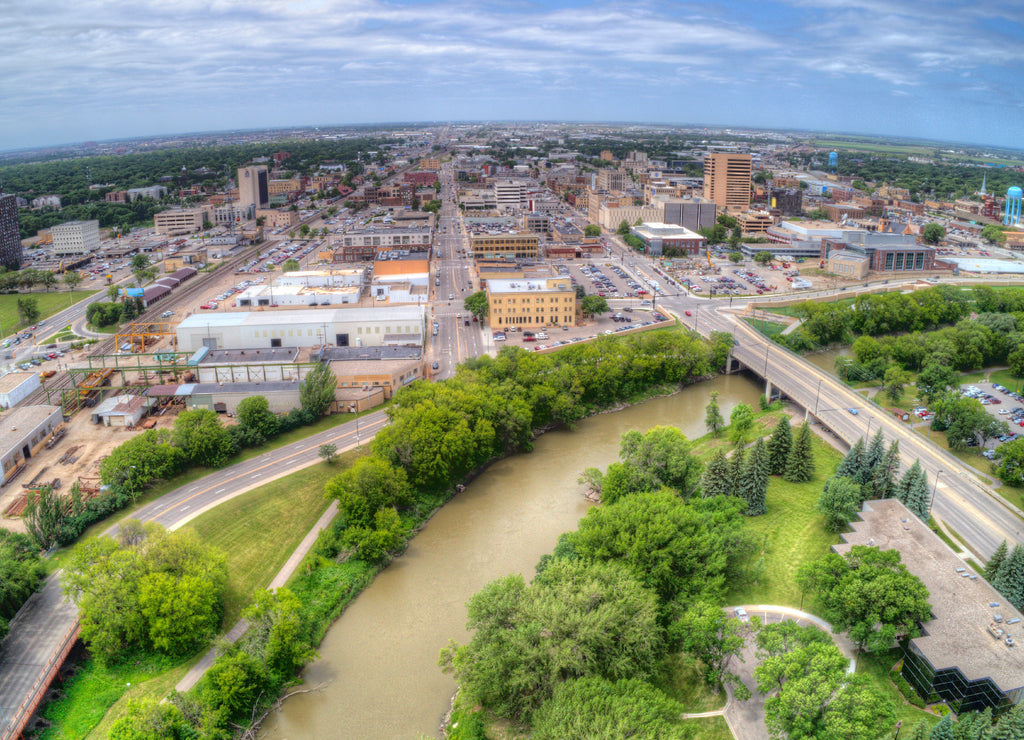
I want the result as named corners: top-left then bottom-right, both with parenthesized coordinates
top-left (980, 174), bottom-right (987, 195)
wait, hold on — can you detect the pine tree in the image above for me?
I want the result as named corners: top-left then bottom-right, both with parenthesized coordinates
top-left (766, 416), bottom-right (792, 476)
top-left (728, 445), bottom-right (746, 498)
top-left (985, 540), bottom-right (1009, 582)
top-left (864, 429), bottom-right (886, 479)
top-left (896, 461), bottom-right (930, 520)
top-left (871, 440), bottom-right (901, 500)
top-left (991, 705), bottom-right (1024, 739)
top-left (738, 438), bottom-right (769, 516)
top-left (783, 422), bottom-right (815, 483)
top-left (931, 714), bottom-right (954, 740)
top-left (705, 392), bottom-right (725, 438)
top-left (907, 719), bottom-right (931, 740)
top-left (993, 544), bottom-right (1024, 611)
top-left (700, 449), bottom-right (732, 498)
top-left (835, 437), bottom-right (866, 483)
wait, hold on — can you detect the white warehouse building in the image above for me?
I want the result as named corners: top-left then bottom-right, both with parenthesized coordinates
top-left (175, 306), bottom-right (426, 352)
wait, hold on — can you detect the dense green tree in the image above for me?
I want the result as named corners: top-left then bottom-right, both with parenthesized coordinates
top-left (532, 677), bottom-right (688, 740)
top-left (864, 429), bottom-right (886, 476)
top-left (672, 601), bottom-right (750, 698)
top-left (1008, 345), bottom-right (1024, 379)
top-left (883, 365), bottom-right (911, 405)
top-left (931, 714), bottom-right (955, 740)
top-left (107, 698), bottom-right (193, 740)
top-left (281, 258), bottom-right (300, 272)
top-left (922, 223), bottom-right (945, 245)
top-left (583, 224), bottom-right (601, 237)
top-left (0, 530), bottom-right (45, 640)
top-left (317, 442), bottom-right (338, 463)
top-left (981, 224), bottom-right (1006, 245)
top-left (463, 290), bottom-right (489, 319)
top-left (700, 449), bottom-right (732, 498)
top-left (62, 523), bottom-right (227, 661)
top-left (16, 296), bottom-right (40, 325)
top-left (173, 408), bottom-right (235, 468)
top-left (783, 422), bottom-right (815, 483)
top-left (619, 426), bottom-right (702, 498)
top-left (896, 460), bottom-right (931, 519)
top-left (299, 362), bottom-right (337, 417)
top-left (994, 437), bottom-right (1024, 487)
top-left (797, 545), bottom-right (931, 652)
top-left (834, 437), bottom-right (867, 484)
top-left (753, 250), bottom-right (773, 264)
top-left (705, 391), bottom-right (725, 438)
top-left (766, 417), bottom-right (792, 476)
top-left (872, 440), bottom-right (901, 500)
top-left (728, 403), bottom-right (754, 443)
top-left (325, 456), bottom-right (412, 527)
top-left (234, 395), bottom-right (278, 446)
top-left (558, 491), bottom-right (756, 608)
top-left (240, 588), bottom-right (316, 677)
top-left (616, 219), bottom-right (630, 236)
top-left (581, 294), bottom-right (610, 316)
top-left (728, 444), bottom-right (746, 498)
top-left (992, 543), bottom-right (1024, 611)
top-left (818, 476), bottom-right (862, 532)
top-left (342, 506), bottom-right (407, 564)
top-left (985, 540), bottom-right (1009, 582)
top-left (439, 559), bottom-right (662, 722)
top-left (738, 438), bottom-right (768, 516)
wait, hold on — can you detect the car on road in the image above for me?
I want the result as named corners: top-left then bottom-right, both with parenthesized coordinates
top-left (161, 310), bottom-right (175, 318)
top-left (432, 361), bottom-right (439, 370)
top-left (848, 408), bottom-right (859, 415)
top-left (684, 310), bottom-right (692, 316)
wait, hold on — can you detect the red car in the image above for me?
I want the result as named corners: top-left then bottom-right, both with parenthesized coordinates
top-left (684, 310), bottom-right (692, 316)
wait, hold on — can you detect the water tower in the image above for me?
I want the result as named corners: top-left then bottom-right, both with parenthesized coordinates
top-left (1005, 186), bottom-right (1022, 226)
top-left (828, 151), bottom-right (838, 170)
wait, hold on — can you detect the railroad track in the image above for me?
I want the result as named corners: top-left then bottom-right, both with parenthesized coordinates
top-left (21, 244), bottom-right (265, 408)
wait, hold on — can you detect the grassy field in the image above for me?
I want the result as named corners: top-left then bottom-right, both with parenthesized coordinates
top-left (679, 716), bottom-right (733, 738)
top-left (0, 290), bottom-right (97, 336)
top-left (651, 654), bottom-right (727, 713)
top-left (856, 650), bottom-right (941, 733)
top-left (743, 317), bottom-right (787, 338)
top-left (725, 435), bottom-right (843, 609)
top-left (40, 449), bottom-right (364, 740)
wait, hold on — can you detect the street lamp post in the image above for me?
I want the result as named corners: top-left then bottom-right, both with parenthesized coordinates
top-left (127, 465), bottom-right (138, 504)
top-left (814, 378), bottom-right (823, 415)
top-left (929, 471), bottom-right (943, 516)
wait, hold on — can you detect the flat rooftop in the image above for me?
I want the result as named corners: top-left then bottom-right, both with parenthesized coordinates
top-left (0, 406), bottom-right (61, 452)
top-left (834, 499), bottom-right (1024, 693)
top-left (177, 305), bottom-right (425, 329)
top-left (487, 278), bottom-right (572, 293)
top-left (321, 346), bottom-right (422, 362)
top-left (200, 348), bottom-right (300, 365)
top-left (0, 372), bottom-right (37, 394)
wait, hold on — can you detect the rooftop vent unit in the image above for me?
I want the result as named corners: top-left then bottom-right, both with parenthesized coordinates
top-left (1007, 618), bottom-right (1022, 625)
top-left (991, 602), bottom-right (1000, 608)
top-left (994, 614), bottom-right (1004, 623)
top-left (956, 567), bottom-right (967, 574)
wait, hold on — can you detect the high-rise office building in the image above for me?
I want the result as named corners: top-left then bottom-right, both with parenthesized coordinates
top-left (702, 153), bottom-right (752, 212)
top-left (0, 194), bottom-right (22, 270)
top-left (238, 165), bottom-right (269, 213)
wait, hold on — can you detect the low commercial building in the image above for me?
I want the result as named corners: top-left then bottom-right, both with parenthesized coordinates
top-left (0, 406), bottom-right (64, 485)
top-left (186, 382), bottom-right (301, 414)
top-left (487, 277), bottom-right (577, 331)
top-left (154, 208), bottom-right (205, 236)
top-left (51, 220), bottom-right (101, 256)
top-left (736, 211), bottom-right (775, 234)
top-left (826, 203), bottom-right (867, 221)
top-left (0, 372), bottom-right (41, 410)
top-left (236, 283), bottom-right (362, 307)
top-left (331, 227), bottom-right (431, 252)
top-left (629, 223), bottom-right (706, 256)
top-left (822, 232), bottom-right (937, 273)
top-left (256, 208), bottom-right (299, 229)
top-left (836, 499), bottom-right (1024, 713)
top-left (370, 257), bottom-right (430, 304)
top-left (91, 394), bottom-right (153, 427)
top-left (322, 345), bottom-right (425, 400)
top-left (195, 347), bottom-right (305, 383)
top-left (596, 203), bottom-right (662, 231)
top-left (175, 306), bottom-right (426, 352)
top-left (827, 250), bottom-right (871, 279)
top-left (469, 233), bottom-right (539, 260)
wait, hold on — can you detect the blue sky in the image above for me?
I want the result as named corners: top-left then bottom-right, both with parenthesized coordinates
top-left (2, 0), bottom-right (1023, 152)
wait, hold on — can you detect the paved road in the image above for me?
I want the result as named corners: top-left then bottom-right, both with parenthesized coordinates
top-left (608, 257), bottom-right (1024, 560)
top-left (0, 410), bottom-right (388, 739)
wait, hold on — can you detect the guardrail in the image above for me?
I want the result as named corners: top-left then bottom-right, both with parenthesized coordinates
top-left (1, 623), bottom-right (80, 740)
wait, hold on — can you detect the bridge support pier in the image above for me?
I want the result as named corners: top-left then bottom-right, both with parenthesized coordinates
top-left (764, 378), bottom-right (773, 405)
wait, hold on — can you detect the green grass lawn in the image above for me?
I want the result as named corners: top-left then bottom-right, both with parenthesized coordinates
top-left (855, 650), bottom-right (941, 733)
top-left (651, 654), bottom-right (727, 713)
top-left (0, 290), bottom-right (97, 336)
top-left (743, 317), bottom-right (787, 338)
top-left (725, 436), bottom-right (843, 609)
top-left (42, 450), bottom-right (364, 740)
top-left (679, 716), bottom-right (733, 739)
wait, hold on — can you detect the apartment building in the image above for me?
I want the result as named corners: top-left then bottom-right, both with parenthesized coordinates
top-left (703, 153), bottom-right (752, 212)
top-left (51, 220), bottom-right (101, 255)
top-left (661, 197), bottom-right (718, 232)
top-left (487, 277), bottom-right (577, 330)
top-left (333, 227), bottom-right (432, 251)
top-left (0, 193), bottom-right (22, 270)
top-left (494, 180), bottom-right (527, 213)
top-left (597, 169), bottom-right (629, 192)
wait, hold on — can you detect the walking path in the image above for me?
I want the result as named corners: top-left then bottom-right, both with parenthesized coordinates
top-left (175, 499), bottom-right (341, 693)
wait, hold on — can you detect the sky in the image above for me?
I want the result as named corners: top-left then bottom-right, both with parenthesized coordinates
top-left (2, 0), bottom-right (1024, 152)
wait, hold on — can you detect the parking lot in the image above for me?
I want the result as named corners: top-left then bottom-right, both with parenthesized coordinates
top-left (490, 306), bottom-right (671, 352)
top-left (908, 381), bottom-right (1023, 456)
